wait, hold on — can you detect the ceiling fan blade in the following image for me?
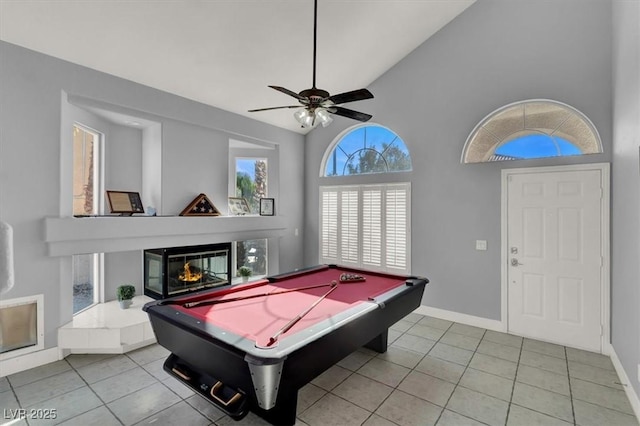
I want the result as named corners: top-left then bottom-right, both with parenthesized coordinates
top-left (330, 106), bottom-right (372, 122)
top-left (248, 105), bottom-right (301, 112)
top-left (269, 86), bottom-right (307, 101)
top-left (327, 89), bottom-right (374, 105)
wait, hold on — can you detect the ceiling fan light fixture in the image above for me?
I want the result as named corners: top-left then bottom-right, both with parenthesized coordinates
top-left (249, 0), bottom-right (373, 130)
top-left (316, 108), bottom-right (333, 127)
top-left (294, 109), bottom-right (316, 128)
top-left (293, 109), bottom-right (308, 123)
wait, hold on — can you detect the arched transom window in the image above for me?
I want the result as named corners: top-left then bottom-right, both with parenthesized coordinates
top-left (462, 99), bottom-right (602, 163)
top-left (323, 124), bottom-right (412, 176)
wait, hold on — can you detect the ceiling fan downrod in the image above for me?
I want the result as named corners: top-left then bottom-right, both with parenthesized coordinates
top-left (248, 0), bottom-right (374, 128)
top-left (300, 0), bottom-right (329, 102)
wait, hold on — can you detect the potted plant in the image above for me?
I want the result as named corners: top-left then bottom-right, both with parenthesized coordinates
top-left (237, 266), bottom-right (252, 283)
top-left (117, 284), bottom-right (136, 309)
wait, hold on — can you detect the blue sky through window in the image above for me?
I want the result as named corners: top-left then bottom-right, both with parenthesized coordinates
top-left (237, 158), bottom-right (256, 179)
top-left (495, 134), bottom-right (581, 159)
top-left (325, 125), bottom-right (410, 176)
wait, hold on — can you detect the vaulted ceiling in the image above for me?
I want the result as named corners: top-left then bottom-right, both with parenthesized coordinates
top-left (0, 0), bottom-right (474, 133)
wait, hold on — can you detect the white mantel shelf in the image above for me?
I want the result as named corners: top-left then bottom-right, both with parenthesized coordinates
top-left (44, 215), bottom-right (287, 256)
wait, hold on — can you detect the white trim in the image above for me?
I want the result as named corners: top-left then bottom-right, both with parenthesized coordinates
top-left (0, 347), bottom-right (63, 377)
top-left (0, 294), bottom-right (45, 361)
top-left (461, 98), bottom-right (603, 163)
top-left (319, 123), bottom-right (411, 177)
top-left (607, 343), bottom-right (640, 422)
top-left (414, 305), bottom-right (504, 333)
top-left (500, 163), bottom-right (611, 354)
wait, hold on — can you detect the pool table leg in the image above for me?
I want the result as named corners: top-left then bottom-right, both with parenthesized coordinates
top-left (364, 329), bottom-right (389, 353)
top-left (245, 356), bottom-right (284, 410)
top-left (252, 388), bottom-right (298, 426)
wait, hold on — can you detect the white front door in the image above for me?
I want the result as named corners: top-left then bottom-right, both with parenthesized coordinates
top-left (505, 165), bottom-right (607, 352)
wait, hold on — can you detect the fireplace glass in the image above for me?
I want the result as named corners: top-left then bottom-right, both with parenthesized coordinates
top-left (144, 243), bottom-right (231, 299)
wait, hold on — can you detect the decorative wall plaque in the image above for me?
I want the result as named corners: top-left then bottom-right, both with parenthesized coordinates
top-left (106, 191), bottom-right (144, 216)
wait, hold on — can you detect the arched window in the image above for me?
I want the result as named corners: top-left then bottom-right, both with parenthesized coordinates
top-left (322, 124), bottom-right (412, 176)
top-left (319, 124), bottom-right (412, 274)
top-left (461, 99), bottom-right (602, 163)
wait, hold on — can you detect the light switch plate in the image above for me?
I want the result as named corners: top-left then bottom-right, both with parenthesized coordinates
top-left (475, 240), bottom-right (487, 251)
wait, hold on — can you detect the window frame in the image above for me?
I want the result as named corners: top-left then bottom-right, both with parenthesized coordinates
top-left (72, 123), bottom-right (104, 215)
top-left (234, 156), bottom-right (268, 215)
top-left (320, 123), bottom-right (412, 177)
top-left (71, 122), bottom-right (105, 315)
top-left (461, 99), bottom-right (603, 163)
top-left (72, 253), bottom-right (103, 315)
top-left (319, 183), bottom-right (411, 274)
top-left (228, 139), bottom-right (279, 281)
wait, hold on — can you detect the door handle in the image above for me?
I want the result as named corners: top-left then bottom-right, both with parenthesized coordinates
top-left (510, 258), bottom-right (524, 267)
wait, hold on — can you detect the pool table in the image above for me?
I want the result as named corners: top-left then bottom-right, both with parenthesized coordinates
top-left (143, 264), bottom-right (428, 425)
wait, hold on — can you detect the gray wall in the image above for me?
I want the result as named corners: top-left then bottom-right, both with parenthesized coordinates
top-left (305, 0), bottom-right (612, 321)
top-left (0, 41), bottom-right (305, 348)
top-left (611, 0), bottom-right (640, 399)
top-left (1, 0), bottom-right (636, 398)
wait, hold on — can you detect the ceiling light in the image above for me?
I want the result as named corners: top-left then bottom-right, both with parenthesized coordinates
top-left (294, 109), bottom-right (317, 128)
top-left (316, 108), bottom-right (333, 127)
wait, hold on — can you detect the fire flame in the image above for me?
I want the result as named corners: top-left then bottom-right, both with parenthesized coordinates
top-left (179, 262), bottom-right (202, 282)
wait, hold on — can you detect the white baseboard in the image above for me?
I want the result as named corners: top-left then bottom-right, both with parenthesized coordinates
top-left (0, 347), bottom-right (63, 377)
top-left (414, 305), bottom-right (505, 332)
top-left (1, 339), bottom-right (158, 377)
top-left (607, 343), bottom-right (640, 422)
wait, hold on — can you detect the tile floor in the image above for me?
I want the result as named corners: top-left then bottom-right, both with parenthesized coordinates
top-left (1, 313), bottom-right (638, 426)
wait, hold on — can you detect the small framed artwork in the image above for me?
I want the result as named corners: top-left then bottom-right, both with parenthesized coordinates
top-left (106, 191), bottom-right (144, 216)
top-left (259, 198), bottom-right (275, 216)
top-left (228, 197), bottom-right (251, 215)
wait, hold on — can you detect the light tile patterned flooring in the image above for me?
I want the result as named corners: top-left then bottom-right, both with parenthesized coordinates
top-left (1, 313), bottom-right (638, 426)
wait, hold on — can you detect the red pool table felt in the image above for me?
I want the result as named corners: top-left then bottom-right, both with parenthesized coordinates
top-left (175, 267), bottom-right (407, 348)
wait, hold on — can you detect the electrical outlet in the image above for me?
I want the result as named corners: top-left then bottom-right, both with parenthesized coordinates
top-left (475, 240), bottom-right (487, 251)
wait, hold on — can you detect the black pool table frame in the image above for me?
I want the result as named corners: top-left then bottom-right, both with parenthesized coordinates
top-left (144, 265), bottom-right (428, 425)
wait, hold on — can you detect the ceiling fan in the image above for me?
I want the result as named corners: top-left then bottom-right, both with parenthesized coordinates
top-left (248, 0), bottom-right (374, 129)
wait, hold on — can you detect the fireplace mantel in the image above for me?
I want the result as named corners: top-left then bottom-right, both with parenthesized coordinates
top-left (44, 215), bottom-right (287, 256)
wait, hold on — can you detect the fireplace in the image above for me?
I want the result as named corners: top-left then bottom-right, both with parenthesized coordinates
top-left (144, 243), bottom-right (232, 300)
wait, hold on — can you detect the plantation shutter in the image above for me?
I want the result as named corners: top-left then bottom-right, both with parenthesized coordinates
top-left (340, 190), bottom-right (359, 264)
top-left (385, 185), bottom-right (410, 271)
top-left (320, 183), bottom-right (410, 274)
top-left (320, 190), bottom-right (338, 262)
top-left (362, 188), bottom-right (382, 267)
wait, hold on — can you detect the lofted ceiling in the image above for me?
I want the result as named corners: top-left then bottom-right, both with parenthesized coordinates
top-left (0, 0), bottom-right (474, 133)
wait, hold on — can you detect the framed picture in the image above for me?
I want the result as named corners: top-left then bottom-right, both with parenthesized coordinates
top-left (228, 197), bottom-right (251, 215)
top-left (259, 198), bottom-right (275, 216)
top-left (106, 191), bottom-right (144, 216)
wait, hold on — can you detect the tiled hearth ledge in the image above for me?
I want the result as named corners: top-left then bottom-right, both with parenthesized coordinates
top-left (58, 296), bottom-right (156, 354)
